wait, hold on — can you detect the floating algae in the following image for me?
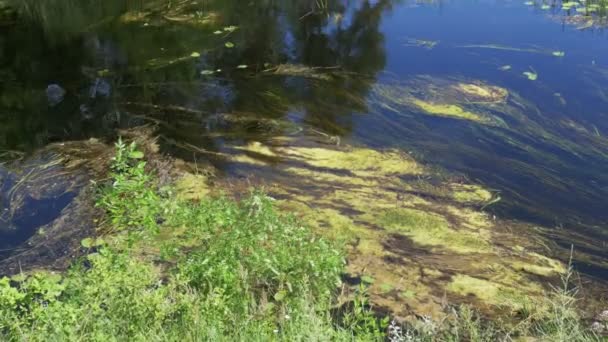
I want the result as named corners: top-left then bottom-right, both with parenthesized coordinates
top-left (369, 77), bottom-right (509, 125)
top-left (176, 138), bottom-right (569, 319)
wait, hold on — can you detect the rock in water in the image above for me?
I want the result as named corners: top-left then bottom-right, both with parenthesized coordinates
top-left (46, 84), bottom-right (66, 106)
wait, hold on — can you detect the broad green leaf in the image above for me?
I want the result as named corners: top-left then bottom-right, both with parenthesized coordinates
top-left (225, 42), bottom-right (235, 48)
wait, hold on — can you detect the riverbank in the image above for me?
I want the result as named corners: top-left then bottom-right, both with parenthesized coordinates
top-left (0, 133), bottom-right (603, 341)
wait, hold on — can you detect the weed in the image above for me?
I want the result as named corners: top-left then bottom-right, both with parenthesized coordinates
top-left (0, 141), bottom-right (385, 341)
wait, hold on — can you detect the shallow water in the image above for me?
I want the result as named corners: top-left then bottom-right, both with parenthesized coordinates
top-left (1, 0), bottom-right (608, 276)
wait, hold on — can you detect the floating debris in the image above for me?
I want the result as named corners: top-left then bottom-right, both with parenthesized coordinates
top-left (457, 44), bottom-right (557, 56)
top-left (146, 52), bottom-right (201, 70)
top-left (554, 92), bottom-right (567, 106)
top-left (523, 70), bottom-right (538, 80)
top-left (262, 64), bottom-right (340, 80)
top-left (402, 37), bottom-right (440, 49)
top-left (223, 25), bottom-right (238, 32)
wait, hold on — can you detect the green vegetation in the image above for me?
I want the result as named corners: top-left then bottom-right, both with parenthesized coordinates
top-left (0, 140), bottom-right (602, 341)
top-left (0, 140), bottom-right (384, 341)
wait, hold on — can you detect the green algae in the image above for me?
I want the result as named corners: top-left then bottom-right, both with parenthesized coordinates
top-left (377, 208), bottom-right (492, 254)
top-left (174, 173), bottom-right (210, 201)
top-left (207, 139), bottom-right (570, 319)
top-left (410, 99), bottom-right (487, 122)
top-left (447, 274), bottom-right (543, 310)
top-left (450, 183), bottom-right (495, 204)
top-left (369, 77), bottom-right (509, 125)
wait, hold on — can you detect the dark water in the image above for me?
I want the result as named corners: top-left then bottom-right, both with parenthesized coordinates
top-left (1, 1), bottom-right (608, 264)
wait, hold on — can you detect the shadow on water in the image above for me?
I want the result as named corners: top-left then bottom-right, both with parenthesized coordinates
top-left (1, 0), bottom-right (608, 281)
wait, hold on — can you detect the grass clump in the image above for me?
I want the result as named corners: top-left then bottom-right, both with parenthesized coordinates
top-left (0, 140), bottom-right (386, 341)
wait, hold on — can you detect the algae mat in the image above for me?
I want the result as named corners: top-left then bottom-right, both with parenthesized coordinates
top-left (179, 138), bottom-right (569, 319)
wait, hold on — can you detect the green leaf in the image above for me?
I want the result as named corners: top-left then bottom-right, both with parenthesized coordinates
top-left (200, 70), bottom-right (215, 75)
top-left (224, 42), bottom-right (235, 48)
top-left (552, 51), bottom-right (565, 57)
top-left (213, 30), bottom-right (223, 35)
top-left (129, 151), bottom-right (144, 159)
top-left (236, 64), bottom-right (248, 69)
top-left (190, 52), bottom-right (201, 58)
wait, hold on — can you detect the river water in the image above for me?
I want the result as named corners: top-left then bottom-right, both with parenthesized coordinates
top-left (1, 1), bottom-right (608, 280)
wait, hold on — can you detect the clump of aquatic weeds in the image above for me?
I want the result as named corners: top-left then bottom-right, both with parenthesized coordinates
top-left (386, 249), bottom-right (601, 342)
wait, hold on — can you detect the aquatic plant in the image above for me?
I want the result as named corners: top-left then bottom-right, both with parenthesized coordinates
top-left (220, 139), bottom-right (575, 319)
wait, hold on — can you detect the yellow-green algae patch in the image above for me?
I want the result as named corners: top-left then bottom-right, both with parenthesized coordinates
top-left (450, 183), bottom-right (494, 204)
top-left (174, 173), bottom-right (210, 201)
top-left (376, 208), bottom-right (492, 254)
top-left (280, 146), bottom-right (423, 176)
top-left (447, 274), bottom-right (542, 309)
top-left (188, 139), bottom-right (566, 319)
top-left (369, 77), bottom-right (510, 126)
top-left (451, 83), bottom-right (509, 104)
top-left (410, 99), bottom-right (487, 122)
